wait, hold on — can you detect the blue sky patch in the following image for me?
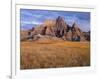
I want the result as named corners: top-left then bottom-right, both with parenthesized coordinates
top-left (20, 9), bottom-right (90, 32)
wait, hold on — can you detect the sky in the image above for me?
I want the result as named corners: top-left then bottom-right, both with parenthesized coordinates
top-left (20, 9), bottom-right (90, 32)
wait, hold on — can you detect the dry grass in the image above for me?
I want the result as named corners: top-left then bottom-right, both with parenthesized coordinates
top-left (20, 40), bottom-right (90, 69)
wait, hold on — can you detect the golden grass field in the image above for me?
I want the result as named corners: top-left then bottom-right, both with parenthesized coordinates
top-left (20, 40), bottom-right (90, 69)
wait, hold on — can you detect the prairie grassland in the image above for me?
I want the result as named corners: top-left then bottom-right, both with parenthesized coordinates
top-left (20, 40), bottom-right (90, 69)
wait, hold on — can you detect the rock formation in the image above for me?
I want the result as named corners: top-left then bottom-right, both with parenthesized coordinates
top-left (21, 16), bottom-right (90, 42)
top-left (54, 16), bottom-right (67, 38)
top-left (71, 22), bottom-right (81, 41)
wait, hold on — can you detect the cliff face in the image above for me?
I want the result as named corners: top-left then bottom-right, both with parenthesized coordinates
top-left (21, 16), bottom-right (90, 41)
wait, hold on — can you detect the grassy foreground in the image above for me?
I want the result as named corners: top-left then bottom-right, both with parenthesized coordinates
top-left (20, 40), bottom-right (90, 69)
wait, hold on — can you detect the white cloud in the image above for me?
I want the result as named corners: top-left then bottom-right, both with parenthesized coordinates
top-left (21, 20), bottom-right (42, 25)
top-left (21, 11), bottom-right (33, 16)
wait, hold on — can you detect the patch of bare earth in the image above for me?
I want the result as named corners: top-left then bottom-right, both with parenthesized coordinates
top-left (20, 40), bottom-right (90, 69)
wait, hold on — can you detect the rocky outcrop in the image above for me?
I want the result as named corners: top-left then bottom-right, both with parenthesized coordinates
top-left (71, 22), bottom-right (81, 41)
top-left (31, 16), bottom-right (67, 38)
top-left (43, 16), bottom-right (67, 38)
top-left (44, 19), bottom-right (56, 36)
top-left (70, 22), bottom-right (87, 41)
top-left (82, 31), bottom-right (90, 41)
top-left (54, 16), bottom-right (67, 38)
top-left (21, 16), bottom-right (90, 42)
